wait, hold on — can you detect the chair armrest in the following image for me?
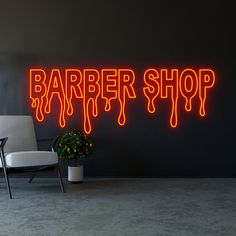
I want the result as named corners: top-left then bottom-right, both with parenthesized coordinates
top-left (37, 136), bottom-right (60, 152)
top-left (52, 136), bottom-right (60, 152)
top-left (0, 137), bottom-right (8, 151)
top-left (0, 137), bottom-right (8, 167)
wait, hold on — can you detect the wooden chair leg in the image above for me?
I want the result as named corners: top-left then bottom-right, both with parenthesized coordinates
top-left (2, 165), bottom-right (12, 199)
top-left (28, 173), bottom-right (37, 183)
top-left (0, 147), bottom-right (12, 199)
top-left (57, 164), bottom-right (65, 193)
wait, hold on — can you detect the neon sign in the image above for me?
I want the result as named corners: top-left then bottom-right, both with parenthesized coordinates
top-left (143, 68), bottom-right (215, 127)
top-left (29, 68), bottom-right (215, 133)
top-left (30, 68), bottom-right (136, 134)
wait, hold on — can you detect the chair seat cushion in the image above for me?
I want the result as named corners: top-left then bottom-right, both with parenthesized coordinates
top-left (0, 151), bottom-right (58, 168)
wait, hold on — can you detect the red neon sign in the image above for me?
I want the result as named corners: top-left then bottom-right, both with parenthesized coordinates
top-left (29, 67), bottom-right (215, 133)
top-left (143, 68), bottom-right (215, 127)
top-left (30, 68), bottom-right (136, 134)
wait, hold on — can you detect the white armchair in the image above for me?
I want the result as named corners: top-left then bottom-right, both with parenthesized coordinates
top-left (0, 115), bottom-right (64, 199)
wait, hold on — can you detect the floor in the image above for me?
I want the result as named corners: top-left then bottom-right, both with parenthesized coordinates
top-left (0, 178), bottom-right (236, 236)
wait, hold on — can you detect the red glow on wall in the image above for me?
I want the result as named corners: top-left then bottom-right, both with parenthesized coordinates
top-left (30, 68), bottom-right (136, 134)
top-left (30, 67), bottom-right (215, 133)
top-left (143, 68), bottom-right (215, 127)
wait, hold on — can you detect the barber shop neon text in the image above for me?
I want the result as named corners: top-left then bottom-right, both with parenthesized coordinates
top-left (29, 68), bottom-right (215, 134)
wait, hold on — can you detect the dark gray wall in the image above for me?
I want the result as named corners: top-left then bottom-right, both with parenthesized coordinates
top-left (0, 0), bottom-right (235, 176)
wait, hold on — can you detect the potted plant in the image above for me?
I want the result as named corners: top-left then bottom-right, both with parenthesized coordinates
top-left (55, 129), bottom-right (93, 183)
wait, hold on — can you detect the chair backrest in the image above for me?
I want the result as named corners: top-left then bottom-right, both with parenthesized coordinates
top-left (0, 116), bottom-right (38, 153)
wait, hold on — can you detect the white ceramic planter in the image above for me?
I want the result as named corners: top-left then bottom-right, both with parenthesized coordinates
top-left (68, 165), bottom-right (83, 183)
